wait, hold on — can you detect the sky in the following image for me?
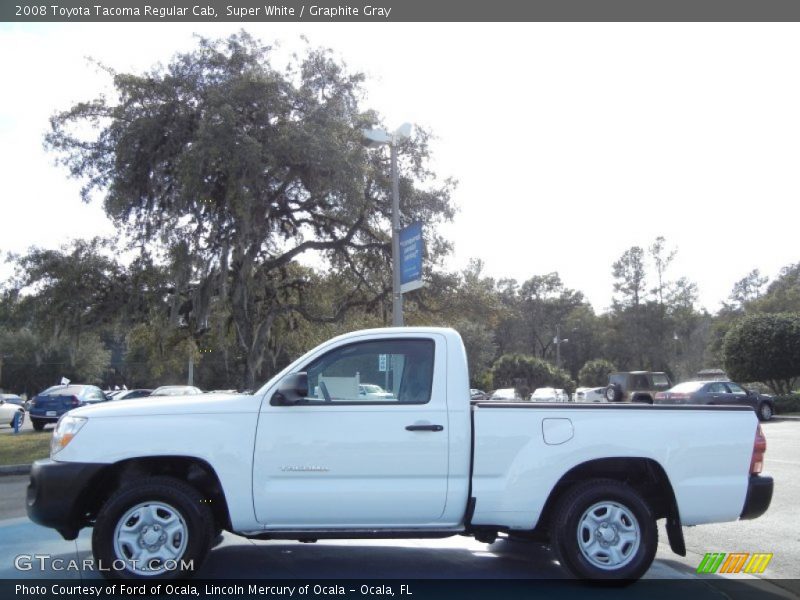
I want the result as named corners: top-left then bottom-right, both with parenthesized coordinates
top-left (1, 22), bottom-right (799, 313)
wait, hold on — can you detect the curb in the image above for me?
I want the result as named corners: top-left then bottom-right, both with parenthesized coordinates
top-left (0, 464), bottom-right (31, 476)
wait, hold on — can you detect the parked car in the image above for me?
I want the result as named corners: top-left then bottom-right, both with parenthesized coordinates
top-left (359, 384), bottom-right (393, 399)
top-left (111, 389), bottom-right (153, 401)
top-left (150, 385), bottom-right (203, 397)
top-left (1, 393), bottom-right (28, 409)
top-left (488, 387), bottom-right (519, 401)
top-left (606, 371), bottom-right (672, 403)
top-left (470, 388), bottom-right (487, 400)
top-left (574, 387), bottom-right (607, 403)
top-left (655, 380), bottom-right (776, 421)
top-left (530, 387), bottom-right (569, 402)
top-left (28, 326), bottom-right (773, 582)
top-left (28, 385), bottom-right (108, 431)
top-left (0, 396), bottom-right (25, 428)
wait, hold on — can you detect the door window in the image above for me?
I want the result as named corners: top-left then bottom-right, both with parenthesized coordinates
top-left (725, 382), bottom-right (747, 396)
top-left (301, 339), bottom-right (434, 404)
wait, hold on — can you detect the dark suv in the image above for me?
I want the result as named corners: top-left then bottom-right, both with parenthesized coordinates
top-left (605, 371), bottom-right (672, 404)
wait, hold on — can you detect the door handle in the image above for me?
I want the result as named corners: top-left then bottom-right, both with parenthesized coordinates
top-left (405, 424), bottom-right (444, 432)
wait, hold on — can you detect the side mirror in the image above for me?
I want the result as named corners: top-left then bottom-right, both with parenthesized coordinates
top-left (271, 372), bottom-right (309, 406)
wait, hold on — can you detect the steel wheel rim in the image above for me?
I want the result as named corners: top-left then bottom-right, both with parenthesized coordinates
top-left (112, 501), bottom-right (188, 576)
top-left (576, 500), bottom-right (641, 570)
top-left (761, 404), bottom-right (772, 419)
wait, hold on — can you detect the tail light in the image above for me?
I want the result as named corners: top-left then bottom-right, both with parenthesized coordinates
top-left (70, 395), bottom-right (80, 408)
top-left (750, 424), bottom-right (767, 475)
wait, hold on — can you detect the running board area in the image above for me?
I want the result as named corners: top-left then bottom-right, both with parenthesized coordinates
top-left (240, 528), bottom-right (464, 541)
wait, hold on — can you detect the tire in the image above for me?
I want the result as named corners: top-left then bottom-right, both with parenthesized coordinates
top-left (551, 479), bottom-right (657, 582)
top-left (91, 476), bottom-right (214, 580)
top-left (31, 418), bottom-right (45, 431)
top-left (605, 385), bottom-right (622, 403)
top-left (758, 403), bottom-right (773, 422)
top-left (11, 411), bottom-right (25, 428)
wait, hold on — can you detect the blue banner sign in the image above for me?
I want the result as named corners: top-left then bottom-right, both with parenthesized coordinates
top-left (400, 222), bottom-right (424, 293)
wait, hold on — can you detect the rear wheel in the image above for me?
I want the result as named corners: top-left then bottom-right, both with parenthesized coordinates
top-left (92, 476), bottom-right (213, 579)
top-left (31, 418), bottom-right (45, 431)
top-left (758, 403), bottom-right (773, 422)
top-left (551, 479), bottom-right (657, 582)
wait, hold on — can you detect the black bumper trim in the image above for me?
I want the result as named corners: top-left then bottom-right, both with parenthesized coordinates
top-left (26, 459), bottom-right (107, 540)
top-left (739, 475), bottom-right (773, 520)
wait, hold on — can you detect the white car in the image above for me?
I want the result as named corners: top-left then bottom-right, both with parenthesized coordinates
top-left (150, 385), bottom-right (203, 397)
top-left (574, 386), bottom-right (607, 402)
top-left (359, 384), bottom-right (393, 399)
top-left (0, 396), bottom-right (25, 428)
top-left (530, 387), bottom-right (569, 402)
top-left (488, 387), bottom-right (519, 401)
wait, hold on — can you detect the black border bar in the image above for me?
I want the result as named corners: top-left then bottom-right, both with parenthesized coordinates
top-left (6, 0), bottom-right (800, 23)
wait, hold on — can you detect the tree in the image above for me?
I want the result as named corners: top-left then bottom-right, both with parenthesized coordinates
top-left (491, 353), bottom-right (575, 398)
top-left (45, 33), bottom-right (455, 388)
top-left (649, 236), bottom-right (676, 306)
top-left (612, 246), bottom-right (647, 308)
top-left (578, 359), bottom-right (617, 387)
top-left (722, 313), bottom-right (800, 395)
top-left (727, 269), bottom-right (769, 310)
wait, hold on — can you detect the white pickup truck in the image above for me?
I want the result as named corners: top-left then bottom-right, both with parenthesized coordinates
top-left (27, 327), bottom-right (773, 581)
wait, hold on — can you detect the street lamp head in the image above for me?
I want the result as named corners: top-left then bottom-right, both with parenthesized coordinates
top-left (362, 123), bottom-right (413, 147)
top-left (394, 122), bottom-right (413, 140)
top-left (361, 127), bottom-right (392, 147)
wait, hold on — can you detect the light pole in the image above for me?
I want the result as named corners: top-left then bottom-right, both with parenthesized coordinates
top-left (362, 123), bottom-right (413, 327)
top-left (554, 324), bottom-right (569, 370)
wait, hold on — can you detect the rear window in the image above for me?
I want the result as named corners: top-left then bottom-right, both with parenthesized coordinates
top-left (40, 385), bottom-right (86, 396)
top-left (669, 382), bottom-right (704, 393)
top-left (651, 374), bottom-right (671, 387)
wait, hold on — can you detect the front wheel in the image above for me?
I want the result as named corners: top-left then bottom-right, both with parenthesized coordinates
top-left (605, 385), bottom-right (622, 402)
top-left (551, 479), bottom-right (657, 582)
top-left (91, 476), bottom-right (214, 579)
top-left (758, 403), bottom-right (773, 422)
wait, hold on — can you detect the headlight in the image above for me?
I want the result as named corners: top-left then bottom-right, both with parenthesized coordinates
top-left (51, 415), bottom-right (87, 456)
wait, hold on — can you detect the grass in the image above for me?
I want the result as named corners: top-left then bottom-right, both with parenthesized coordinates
top-left (0, 430), bottom-right (51, 466)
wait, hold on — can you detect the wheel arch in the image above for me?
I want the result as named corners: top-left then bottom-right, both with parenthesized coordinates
top-left (533, 456), bottom-right (684, 553)
top-left (77, 455), bottom-right (232, 533)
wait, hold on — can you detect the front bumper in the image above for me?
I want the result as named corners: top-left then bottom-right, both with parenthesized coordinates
top-left (739, 475), bottom-right (774, 520)
top-left (26, 459), bottom-right (106, 540)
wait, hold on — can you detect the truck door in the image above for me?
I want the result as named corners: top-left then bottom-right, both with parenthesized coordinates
top-left (252, 335), bottom-right (450, 528)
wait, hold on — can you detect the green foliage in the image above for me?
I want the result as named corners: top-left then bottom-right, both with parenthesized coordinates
top-left (723, 313), bottom-right (800, 395)
top-left (0, 327), bottom-right (110, 394)
top-left (491, 354), bottom-right (575, 398)
top-left (773, 394), bottom-right (800, 414)
top-left (578, 359), bottom-right (617, 387)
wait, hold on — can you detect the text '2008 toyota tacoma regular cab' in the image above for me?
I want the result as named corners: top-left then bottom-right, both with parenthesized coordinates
top-left (27, 327), bottom-right (773, 581)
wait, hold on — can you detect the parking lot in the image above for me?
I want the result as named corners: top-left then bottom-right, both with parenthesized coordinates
top-left (0, 417), bottom-right (796, 596)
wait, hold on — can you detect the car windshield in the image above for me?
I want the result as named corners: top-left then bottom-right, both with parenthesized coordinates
top-left (669, 382), bottom-right (704, 393)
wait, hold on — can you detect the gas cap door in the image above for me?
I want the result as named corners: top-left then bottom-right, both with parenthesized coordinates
top-left (542, 418), bottom-right (574, 445)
